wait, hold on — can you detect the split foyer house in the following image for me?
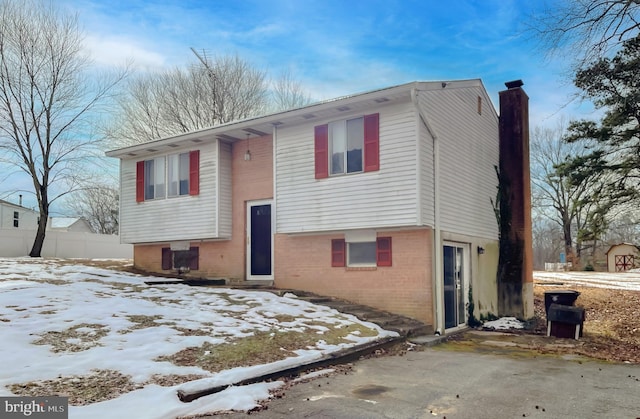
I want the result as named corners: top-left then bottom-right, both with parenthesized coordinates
top-left (107, 79), bottom-right (525, 334)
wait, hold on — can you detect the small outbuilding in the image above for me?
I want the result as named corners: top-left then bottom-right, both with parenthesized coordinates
top-left (606, 243), bottom-right (640, 272)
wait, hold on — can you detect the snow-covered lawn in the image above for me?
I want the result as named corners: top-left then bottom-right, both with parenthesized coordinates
top-left (0, 258), bottom-right (397, 418)
top-left (534, 270), bottom-right (640, 291)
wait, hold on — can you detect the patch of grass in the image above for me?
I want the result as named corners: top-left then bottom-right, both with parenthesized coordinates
top-left (33, 323), bottom-right (109, 353)
top-left (118, 315), bottom-right (168, 334)
top-left (158, 322), bottom-right (380, 373)
top-left (9, 369), bottom-right (140, 406)
top-left (29, 279), bottom-right (69, 286)
top-left (173, 326), bottom-right (212, 336)
top-left (127, 314), bottom-right (163, 328)
top-left (146, 374), bottom-right (208, 387)
top-left (270, 314), bottom-right (297, 323)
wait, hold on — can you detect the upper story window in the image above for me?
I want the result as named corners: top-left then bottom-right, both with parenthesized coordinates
top-left (144, 157), bottom-right (166, 200)
top-left (315, 113), bottom-right (379, 179)
top-left (330, 117), bottom-right (364, 175)
top-left (136, 150), bottom-right (199, 202)
top-left (13, 211), bottom-right (18, 228)
top-left (168, 152), bottom-right (190, 197)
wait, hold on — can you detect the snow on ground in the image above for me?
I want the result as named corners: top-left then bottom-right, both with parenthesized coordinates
top-left (0, 258), bottom-right (397, 418)
top-left (534, 270), bottom-right (640, 291)
top-left (482, 317), bottom-right (525, 330)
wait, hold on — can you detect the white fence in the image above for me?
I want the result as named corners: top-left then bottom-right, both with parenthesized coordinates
top-left (544, 262), bottom-right (573, 272)
top-left (0, 228), bottom-right (132, 259)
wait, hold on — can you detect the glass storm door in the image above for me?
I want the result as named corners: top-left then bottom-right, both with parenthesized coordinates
top-left (443, 244), bottom-right (467, 329)
top-left (247, 201), bottom-right (273, 279)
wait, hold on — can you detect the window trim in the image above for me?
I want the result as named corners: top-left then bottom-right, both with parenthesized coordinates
top-left (315, 113), bottom-right (379, 179)
top-left (331, 236), bottom-right (392, 268)
top-left (136, 150), bottom-right (200, 202)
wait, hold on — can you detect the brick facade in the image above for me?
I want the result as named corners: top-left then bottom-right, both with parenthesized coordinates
top-left (274, 229), bottom-right (434, 325)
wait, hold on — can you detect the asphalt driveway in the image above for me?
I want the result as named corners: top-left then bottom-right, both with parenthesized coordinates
top-left (223, 346), bottom-right (640, 418)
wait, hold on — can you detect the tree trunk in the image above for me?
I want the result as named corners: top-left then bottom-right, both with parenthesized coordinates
top-left (30, 186), bottom-right (49, 257)
top-left (562, 219), bottom-right (575, 268)
top-left (29, 213), bottom-right (48, 257)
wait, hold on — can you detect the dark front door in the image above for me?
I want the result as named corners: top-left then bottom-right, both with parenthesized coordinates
top-left (443, 244), bottom-right (466, 329)
top-left (248, 202), bottom-right (272, 278)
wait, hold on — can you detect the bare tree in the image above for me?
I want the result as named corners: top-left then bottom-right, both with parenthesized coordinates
top-left (530, 122), bottom-right (603, 266)
top-left (532, 0), bottom-right (640, 69)
top-left (270, 68), bottom-right (313, 112)
top-left (0, 0), bottom-right (126, 256)
top-left (107, 53), bottom-right (270, 146)
top-left (66, 181), bottom-right (119, 235)
top-left (532, 216), bottom-right (564, 270)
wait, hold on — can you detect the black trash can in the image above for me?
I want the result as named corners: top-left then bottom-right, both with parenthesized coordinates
top-left (544, 290), bottom-right (580, 315)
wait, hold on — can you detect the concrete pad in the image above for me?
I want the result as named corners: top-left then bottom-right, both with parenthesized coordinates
top-left (468, 330), bottom-right (516, 337)
top-left (217, 348), bottom-right (640, 419)
top-left (408, 335), bottom-right (446, 347)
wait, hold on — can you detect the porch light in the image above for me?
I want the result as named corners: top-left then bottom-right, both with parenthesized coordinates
top-left (244, 134), bottom-right (252, 161)
top-left (477, 246), bottom-right (485, 255)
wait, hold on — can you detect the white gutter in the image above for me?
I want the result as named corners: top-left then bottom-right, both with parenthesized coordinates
top-left (272, 122), bottom-right (278, 241)
top-left (411, 89), bottom-right (444, 335)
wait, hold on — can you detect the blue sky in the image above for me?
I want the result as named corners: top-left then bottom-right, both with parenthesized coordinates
top-left (63, 0), bottom-right (592, 126)
top-left (3, 0), bottom-right (596, 212)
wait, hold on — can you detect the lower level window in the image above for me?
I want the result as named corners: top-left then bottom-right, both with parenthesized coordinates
top-left (332, 237), bottom-right (392, 267)
top-left (162, 247), bottom-right (199, 271)
top-left (348, 242), bottom-right (377, 266)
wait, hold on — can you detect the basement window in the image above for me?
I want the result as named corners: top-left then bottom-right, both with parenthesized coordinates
top-left (162, 247), bottom-right (199, 272)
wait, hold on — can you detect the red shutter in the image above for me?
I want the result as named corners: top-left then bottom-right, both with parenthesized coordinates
top-left (331, 239), bottom-right (345, 267)
top-left (136, 161), bottom-right (145, 202)
top-left (376, 237), bottom-right (392, 267)
top-left (189, 150), bottom-right (200, 195)
top-left (189, 247), bottom-right (199, 270)
top-left (161, 247), bottom-right (172, 270)
top-left (363, 113), bottom-right (379, 172)
top-left (314, 124), bottom-right (329, 179)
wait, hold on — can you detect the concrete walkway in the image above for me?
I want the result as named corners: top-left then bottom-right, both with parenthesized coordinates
top-left (220, 345), bottom-right (640, 418)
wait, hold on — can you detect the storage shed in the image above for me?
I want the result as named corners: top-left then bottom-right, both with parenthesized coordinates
top-left (606, 243), bottom-right (640, 272)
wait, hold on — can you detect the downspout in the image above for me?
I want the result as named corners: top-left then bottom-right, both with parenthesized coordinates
top-left (411, 88), bottom-right (444, 335)
top-left (272, 123), bottom-right (278, 282)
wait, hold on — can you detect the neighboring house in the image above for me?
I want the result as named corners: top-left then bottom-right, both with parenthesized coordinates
top-left (0, 202), bottom-right (129, 258)
top-left (48, 217), bottom-right (95, 233)
top-left (107, 79), bottom-right (528, 334)
top-left (0, 199), bottom-right (39, 230)
top-left (606, 243), bottom-right (640, 272)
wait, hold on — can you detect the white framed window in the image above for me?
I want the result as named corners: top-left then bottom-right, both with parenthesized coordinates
top-left (348, 241), bottom-right (377, 266)
top-left (144, 157), bottom-right (166, 200)
top-left (329, 116), bottom-right (364, 175)
top-left (168, 152), bottom-right (190, 197)
top-left (13, 211), bottom-right (19, 228)
top-left (137, 150), bottom-right (199, 203)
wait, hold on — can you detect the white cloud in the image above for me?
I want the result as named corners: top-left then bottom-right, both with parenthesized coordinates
top-left (83, 35), bottom-right (166, 70)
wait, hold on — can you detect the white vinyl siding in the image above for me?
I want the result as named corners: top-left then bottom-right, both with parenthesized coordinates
top-left (276, 101), bottom-right (419, 233)
top-left (119, 141), bottom-right (221, 244)
top-left (218, 142), bottom-right (232, 238)
top-left (416, 86), bottom-right (499, 240)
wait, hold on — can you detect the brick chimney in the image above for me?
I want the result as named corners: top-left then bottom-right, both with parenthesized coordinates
top-left (497, 80), bottom-right (534, 319)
